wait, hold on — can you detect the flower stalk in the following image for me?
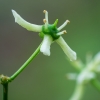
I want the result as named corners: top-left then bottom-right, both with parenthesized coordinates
top-left (9, 44), bottom-right (41, 81)
top-left (3, 83), bottom-right (8, 100)
top-left (69, 84), bottom-right (84, 100)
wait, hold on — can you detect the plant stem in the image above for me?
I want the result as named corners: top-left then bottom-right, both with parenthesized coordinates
top-left (9, 44), bottom-right (41, 81)
top-left (91, 78), bottom-right (100, 92)
top-left (3, 83), bottom-right (8, 100)
top-left (69, 83), bottom-right (84, 100)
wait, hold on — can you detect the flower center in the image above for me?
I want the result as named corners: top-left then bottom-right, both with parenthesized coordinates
top-left (39, 19), bottom-right (60, 40)
top-left (43, 24), bottom-right (60, 40)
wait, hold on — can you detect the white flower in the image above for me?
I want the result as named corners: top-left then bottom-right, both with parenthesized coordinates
top-left (12, 10), bottom-right (77, 61)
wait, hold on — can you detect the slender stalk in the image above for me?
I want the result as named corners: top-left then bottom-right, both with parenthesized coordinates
top-left (3, 83), bottom-right (8, 100)
top-left (9, 44), bottom-right (41, 81)
top-left (91, 78), bottom-right (100, 91)
top-left (69, 84), bottom-right (84, 100)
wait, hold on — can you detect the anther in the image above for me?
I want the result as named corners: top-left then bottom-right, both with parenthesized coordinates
top-left (63, 30), bottom-right (67, 34)
top-left (43, 10), bottom-right (46, 13)
top-left (43, 19), bottom-right (47, 23)
top-left (66, 20), bottom-right (70, 23)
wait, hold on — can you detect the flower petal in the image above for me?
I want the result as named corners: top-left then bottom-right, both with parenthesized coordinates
top-left (56, 36), bottom-right (77, 61)
top-left (40, 35), bottom-right (53, 56)
top-left (12, 10), bottom-right (42, 32)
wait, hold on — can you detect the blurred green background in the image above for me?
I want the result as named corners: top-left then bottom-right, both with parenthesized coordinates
top-left (0, 0), bottom-right (100, 100)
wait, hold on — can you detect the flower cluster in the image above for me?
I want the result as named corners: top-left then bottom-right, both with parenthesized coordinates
top-left (67, 52), bottom-right (100, 100)
top-left (12, 10), bottom-right (76, 61)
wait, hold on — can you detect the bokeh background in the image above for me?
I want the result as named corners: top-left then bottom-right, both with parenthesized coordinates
top-left (0, 0), bottom-right (100, 100)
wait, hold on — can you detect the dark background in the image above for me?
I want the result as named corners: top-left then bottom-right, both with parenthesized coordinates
top-left (0, 0), bottom-right (100, 100)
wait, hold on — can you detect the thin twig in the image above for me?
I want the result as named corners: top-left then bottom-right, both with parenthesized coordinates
top-left (3, 83), bottom-right (8, 100)
top-left (9, 44), bottom-right (41, 81)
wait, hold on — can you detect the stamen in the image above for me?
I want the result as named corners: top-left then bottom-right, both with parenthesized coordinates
top-left (43, 19), bottom-right (48, 29)
top-left (57, 20), bottom-right (70, 31)
top-left (43, 10), bottom-right (48, 24)
top-left (57, 30), bottom-right (67, 36)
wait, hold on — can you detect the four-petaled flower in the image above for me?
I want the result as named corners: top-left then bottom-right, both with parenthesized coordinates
top-left (12, 10), bottom-right (77, 61)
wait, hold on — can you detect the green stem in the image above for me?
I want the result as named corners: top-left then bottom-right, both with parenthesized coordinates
top-left (91, 78), bottom-right (100, 92)
top-left (9, 44), bottom-right (41, 81)
top-left (3, 83), bottom-right (8, 100)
